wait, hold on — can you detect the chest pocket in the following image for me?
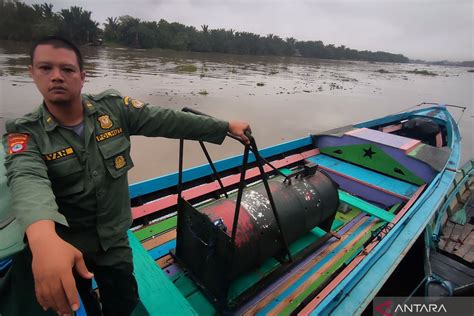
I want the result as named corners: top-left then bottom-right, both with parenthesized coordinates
top-left (98, 136), bottom-right (134, 178)
top-left (47, 157), bottom-right (85, 197)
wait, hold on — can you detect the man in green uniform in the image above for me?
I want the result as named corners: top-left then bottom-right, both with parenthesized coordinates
top-left (2, 36), bottom-right (250, 316)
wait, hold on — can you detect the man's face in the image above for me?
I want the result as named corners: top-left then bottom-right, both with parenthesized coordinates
top-left (29, 44), bottom-right (85, 106)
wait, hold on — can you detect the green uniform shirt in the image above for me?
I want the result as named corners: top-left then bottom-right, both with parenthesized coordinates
top-left (2, 89), bottom-right (229, 252)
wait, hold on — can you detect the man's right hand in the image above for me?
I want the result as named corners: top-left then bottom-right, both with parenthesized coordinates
top-left (26, 220), bottom-right (94, 315)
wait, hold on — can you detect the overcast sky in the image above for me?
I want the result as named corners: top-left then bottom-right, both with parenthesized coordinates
top-left (24, 0), bottom-right (473, 61)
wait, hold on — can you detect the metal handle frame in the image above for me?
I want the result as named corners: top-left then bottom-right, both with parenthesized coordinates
top-left (178, 107), bottom-right (293, 262)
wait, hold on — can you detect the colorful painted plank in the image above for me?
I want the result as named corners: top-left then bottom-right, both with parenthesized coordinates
top-left (345, 127), bottom-right (421, 153)
top-left (338, 191), bottom-right (395, 222)
top-left (127, 231), bottom-right (197, 315)
top-left (132, 149), bottom-right (319, 220)
top-left (309, 154), bottom-right (419, 198)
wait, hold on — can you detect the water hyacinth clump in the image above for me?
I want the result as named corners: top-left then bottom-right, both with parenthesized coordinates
top-left (176, 64), bottom-right (198, 72)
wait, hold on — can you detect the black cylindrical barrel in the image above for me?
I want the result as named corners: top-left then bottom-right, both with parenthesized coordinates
top-left (200, 170), bottom-right (339, 277)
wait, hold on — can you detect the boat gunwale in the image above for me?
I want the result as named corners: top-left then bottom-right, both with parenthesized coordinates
top-left (128, 105), bottom-right (461, 315)
top-left (304, 106), bottom-right (461, 315)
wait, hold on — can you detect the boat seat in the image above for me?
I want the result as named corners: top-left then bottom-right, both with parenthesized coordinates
top-left (345, 128), bottom-right (421, 153)
top-left (313, 127), bottom-right (442, 185)
top-left (307, 154), bottom-right (419, 209)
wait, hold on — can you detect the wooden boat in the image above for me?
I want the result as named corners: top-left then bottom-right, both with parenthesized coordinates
top-left (123, 104), bottom-right (462, 315)
top-left (427, 159), bottom-right (473, 297)
top-left (0, 104), bottom-right (464, 315)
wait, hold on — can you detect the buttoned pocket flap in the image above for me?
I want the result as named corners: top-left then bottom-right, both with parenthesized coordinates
top-left (98, 137), bottom-right (134, 179)
top-left (47, 158), bottom-right (84, 197)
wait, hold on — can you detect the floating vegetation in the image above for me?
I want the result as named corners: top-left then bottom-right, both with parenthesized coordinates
top-left (256, 82), bottom-right (265, 87)
top-left (329, 83), bottom-right (343, 90)
top-left (198, 90), bottom-right (209, 95)
top-left (406, 69), bottom-right (438, 76)
top-left (176, 64), bottom-right (198, 72)
top-left (377, 69), bottom-right (390, 73)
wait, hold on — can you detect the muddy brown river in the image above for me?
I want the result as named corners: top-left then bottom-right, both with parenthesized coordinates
top-left (0, 41), bottom-right (472, 184)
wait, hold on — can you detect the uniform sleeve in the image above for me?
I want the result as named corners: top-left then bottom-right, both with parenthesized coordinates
top-left (119, 97), bottom-right (229, 144)
top-left (2, 131), bottom-right (68, 233)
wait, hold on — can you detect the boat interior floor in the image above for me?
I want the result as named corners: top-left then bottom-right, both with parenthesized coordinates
top-left (438, 185), bottom-right (474, 267)
top-left (429, 251), bottom-right (474, 296)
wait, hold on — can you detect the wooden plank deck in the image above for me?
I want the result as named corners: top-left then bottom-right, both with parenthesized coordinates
top-left (438, 177), bottom-right (473, 266)
top-left (130, 149), bottom-right (423, 314)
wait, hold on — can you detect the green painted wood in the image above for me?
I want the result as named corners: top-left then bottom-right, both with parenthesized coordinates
top-left (335, 207), bottom-right (361, 224)
top-left (187, 290), bottom-right (216, 316)
top-left (279, 221), bottom-right (385, 315)
top-left (227, 226), bottom-right (327, 302)
top-left (321, 144), bottom-right (424, 185)
top-left (388, 203), bottom-right (401, 213)
top-left (128, 231), bottom-right (198, 315)
top-left (331, 218), bottom-right (344, 231)
top-left (227, 257), bottom-right (281, 302)
top-left (280, 168), bottom-right (293, 176)
top-left (338, 191), bottom-right (395, 222)
top-left (174, 274), bottom-right (199, 298)
top-left (133, 216), bottom-right (177, 241)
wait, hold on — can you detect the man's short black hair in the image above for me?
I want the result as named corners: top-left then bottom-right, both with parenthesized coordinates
top-left (30, 36), bottom-right (83, 71)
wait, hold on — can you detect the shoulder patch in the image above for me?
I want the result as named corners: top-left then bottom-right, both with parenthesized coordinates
top-left (5, 111), bottom-right (41, 133)
top-left (123, 96), bottom-right (145, 109)
top-left (7, 133), bottom-right (29, 154)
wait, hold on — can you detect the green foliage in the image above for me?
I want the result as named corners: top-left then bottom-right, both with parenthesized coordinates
top-left (59, 6), bottom-right (100, 44)
top-left (0, 1), bottom-right (410, 63)
top-left (0, 0), bottom-right (99, 44)
top-left (176, 64), bottom-right (198, 72)
top-left (407, 69), bottom-right (438, 76)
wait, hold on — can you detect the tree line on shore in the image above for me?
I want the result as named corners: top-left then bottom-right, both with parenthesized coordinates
top-left (0, 0), bottom-right (410, 63)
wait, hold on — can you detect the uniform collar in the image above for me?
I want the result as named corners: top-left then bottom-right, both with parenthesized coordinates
top-left (82, 95), bottom-right (98, 116)
top-left (41, 103), bottom-right (58, 132)
top-left (41, 97), bottom-right (97, 132)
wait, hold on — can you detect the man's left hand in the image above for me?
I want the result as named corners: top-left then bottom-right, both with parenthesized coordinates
top-left (228, 121), bottom-right (251, 145)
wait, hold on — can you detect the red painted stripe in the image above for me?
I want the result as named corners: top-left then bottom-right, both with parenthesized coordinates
top-left (401, 139), bottom-right (421, 153)
top-left (132, 149), bottom-right (319, 220)
top-left (381, 124), bottom-right (402, 133)
top-left (392, 184), bottom-right (426, 224)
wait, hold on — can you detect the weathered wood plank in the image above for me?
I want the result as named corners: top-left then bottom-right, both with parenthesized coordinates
top-left (446, 224), bottom-right (464, 252)
top-left (133, 216), bottom-right (177, 241)
top-left (439, 221), bottom-right (455, 251)
top-left (142, 230), bottom-right (176, 250)
top-left (244, 216), bottom-right (370, 315)
top-left (156, 254), bottom-right (175, 269)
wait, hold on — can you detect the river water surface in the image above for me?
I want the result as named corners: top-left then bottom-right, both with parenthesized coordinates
top-left (0, 41), bottom-right (472, 184)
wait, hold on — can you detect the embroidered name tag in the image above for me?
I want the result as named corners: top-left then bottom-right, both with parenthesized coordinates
top-left (95, 127), bottom-right (123, 142)
top-left (43, 147), bottom-right (74, 161)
